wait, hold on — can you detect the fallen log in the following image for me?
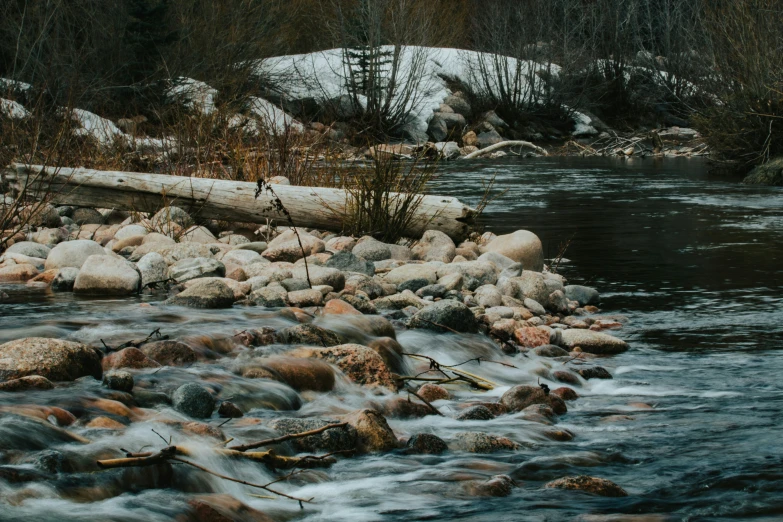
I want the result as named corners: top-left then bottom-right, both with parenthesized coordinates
top-left (4, 164), bottom-right (475, 240)
top-left (460, 140), bottom-right (548, 159)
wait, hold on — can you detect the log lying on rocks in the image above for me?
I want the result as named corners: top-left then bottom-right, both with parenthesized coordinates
top-left (4, 164), bottom-right (476, 240)
top-left (460, 140), bottom-right (548, 159)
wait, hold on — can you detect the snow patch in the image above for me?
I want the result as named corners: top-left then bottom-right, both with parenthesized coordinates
top-left (247, 97), bottom-right (304, 133)
top-left (0, 98), bottom-right (30, 119)
top-left (0, 78), bottom-right (33, 93)
top-left (167, 77), bottom-right (218, 115)
top-left (71, 108), bottom-right (124, 145)
top-left (571, 111), bottom-right (598, 136)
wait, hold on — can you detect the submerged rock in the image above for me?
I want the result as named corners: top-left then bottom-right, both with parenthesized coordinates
top-left (141, 340), bottom-right (197, 366)
top-left (466, 475), bottom-right (516, 497)
top-left (274, 324), bottom-right (341, 347)
top-left (454, 432), bottom-right (520, 453)
top-left (406, 433), bottom-right (448, 454)
top-left (254, 357), bottom-right (336, 392)
top-left (500, 385), bottom-right (567, 414)
top-left (102, 370), bottom-right (133, 392)
top-left (268, 417), bottom-right (357, 453)
top-left (0, 375), bottom-right (54, 392)
top-left (545, 475), bottom-right (628, 497)
top-left (0, 338), bottom-right (102, 382)
top-left (292, 344), bottom-right (395, 389)
top-left (343, 409), bottom-right (399, 453)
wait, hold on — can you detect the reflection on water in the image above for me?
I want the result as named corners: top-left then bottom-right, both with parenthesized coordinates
top-left (1, 157), bottom-right (782, 520)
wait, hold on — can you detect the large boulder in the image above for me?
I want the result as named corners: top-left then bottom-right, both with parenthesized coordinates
top-left (481, 230), bottom-right (544, 272)
top-left (0, 264), bottom-right (39, 282)
top-left (743, 157), bottom-right (783, 186)
top-left (0, 338), bottom-right (102, 382)
top-left (44, 240), bottom-right (106, 270)
top-left (559, 329), bottom-right (628, 355)
top-left (73, 255), bottom-right (140, 295)
top-left (444, 94), bottom-right (472, 117)
top-left (409, 300), bottom-right (479, 333)
top-left (165, 279), bottom-right (235, 308)
top-left (168, 257), bottom-right (226, 282)
top-left (262, 230), bottom-right (324, 262)
top-left (476, 130), bottom-right (504, 148)
top-left (412, 230), bottom-right (456, 263)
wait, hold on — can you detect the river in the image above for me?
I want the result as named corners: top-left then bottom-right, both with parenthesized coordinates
top-left (1, 157), bottom-right (782, 521)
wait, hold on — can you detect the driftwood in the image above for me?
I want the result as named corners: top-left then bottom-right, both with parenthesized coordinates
top-left (460, 140), bottom-right (548, 159)
top-left (5, 164), bottom-right (475, 240)
top-left (228, 421), bottom-right (349, 452)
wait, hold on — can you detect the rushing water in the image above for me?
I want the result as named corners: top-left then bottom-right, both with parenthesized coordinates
top-left (1, 157), bottom-right (782, 521)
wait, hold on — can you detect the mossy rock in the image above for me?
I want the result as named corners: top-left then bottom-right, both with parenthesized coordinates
top-left (743, 158), bottom-right (783, 186)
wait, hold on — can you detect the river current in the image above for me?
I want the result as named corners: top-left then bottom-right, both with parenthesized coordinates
top-left (2, 157), bottom-right (782, 521)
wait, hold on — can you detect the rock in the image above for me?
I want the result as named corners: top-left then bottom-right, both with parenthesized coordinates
top-left (323, 299), bottom-right (362, 315)
top-left (564, 285), bottom-right (600, 306)
top-left (467, 475), bottom-right (515, 497)
top-left (172, 383), bottom-right (215, 418)
top-left (416, 284), bottom-right (447, 298)
top-left (234, 241), bottom-right (268, 254)
top-left (267, 418), bottom-right (357, 453)
top-left (275, 324), bottom-right (341, 346)
top-left (73, 255), bottom-right (140, 295)
top-left (186, 494), bottom-right (273, 522)
top-left (552, 387), bottom-right (579, 400)
top-left (102, 347), bottom-right (160, 370)
top-left (72, 208), bottom-right (104, 225)
top-left (86, 416), bottom-right (126, 430)
top-left (436, 261), bottom-right (497, 286)
top-left (21, 204), bottom-right (62, 227)
top-left (384, 264), bottom-right (438, 286)
top-left (481, 230), bottom-right (544, 272)
top-left (114, 224), bottom-right (149, 240)
top-left (0, 264), bottom-right (39, 282)
top-left (30, 227), bottom-right (70, 247)
top-left (136, 252), bottom-right (168, 287)
top-left (545, 476), bottom-right (628, 497)
top-left (456, 405), bottom-right (495, 421)
top-left (552, 371), bottom-right (580, 386)
top-left (476, 129), bottom-right (504, 148)
top-left (168, 257), bottom-right (226, 282)
top-left (251, 284), bottom-right (288, 307)
top-left (352, 237), bottom-right (392, 261)
top-left (433, 141), bottom-right (461, 160)
top-left (44, 240), bottom-right (106, 270)
top-left (478, 251), bottom-right (518, 272)
top-left (384, 397), bottom-right (433, 419)
top-left (165, 279), bottom-right (235, 308)
top-left (427, 114), bottom-right (449, 142)
top-left (412, 230), bottom-right (456, 263)
top-left (0, 375), bottom-right (54, 392)
top-left (533, 345), bottom-right (570, 357)
top-left (141, 340), bottom-right (197, 366)
top-left (500, 385), bottom-right (567, 414)
top-left (217, 401), bottom-right (243, 418)
top-left (475, 285), bottom-right (503, 308)
top-left (444, 94), bottom-right (471, 117)
top-left (409, 300), bottom-right (479, 333)
top-left (367, 337), bottom-right (405, 373)
top-left (502, 271), bottom-right (550, 303)
top-left (0, 338), bottom-right (102, 382)
top-left (455, 432), bottom-right (519, 453)
top-left (262, 230), bottom-right (324, 262)
top-left (548, 289), bottom-right (569, 313)
top-left (257, 357), bottom-right (335, 392)
top-left (293, 343), bottom-right (395, 389)
top-left (578, 366), bottom-right (613, 380)
top-left (291, 265), bottom-right (344, 291)
top-left (102, 370), bottom-right (133, 392)
top-left (373, 290), bottom-right (425, 310)
top-left (325, 251), bottom-right (375, 276)
top-left (287, 288), bottom-right (323, 307)
top-left (560, 329), bottom-right (628, 355)
top-left (397, 278), bottom-right (431, 293)
top-left (6, 241), bottom-right (51, 259)
top-left (524, 298), bottom-right (547, 316)
top-left (406, 433), bottom-right (448, 454)
top-left (343, 409), bottom-right (399, 453)
top-left (181, 226), bottom-right (216, 244)
top-left (150, 206), bottom-right (193, 228)
top-left (418, 383), bottom-right (449, 402)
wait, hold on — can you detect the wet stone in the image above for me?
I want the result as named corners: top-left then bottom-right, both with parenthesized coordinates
top-left (551, 387), bottom-right (579, 401)
top-left (274, 324), bottom-right (341, 347)
top-left (217, 401), bottom-right (243, 418)
top-left (267, 418), bottom-right (357, 453)
top-left (102, 370), bottom-right (133, 392)
top-left (578, 366), bottom-right (613, 380)
top-left (545, 475), bottom-right (628, 497)
top-left (454, 432), bottom-right (520, 453)
top-left (456, 405), bottom-right (495, 421)
top-left (172, 383), bottom-right (215, 418)
top-left (406, 433), bottom-right (448, 455)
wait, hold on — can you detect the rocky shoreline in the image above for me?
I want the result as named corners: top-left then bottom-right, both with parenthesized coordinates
top-left (0, 203), bottom-right (634, 519)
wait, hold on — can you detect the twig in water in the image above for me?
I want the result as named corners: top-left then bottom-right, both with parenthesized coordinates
top-left (405, 386), bottom-right (443, 416)
top-left (228, 422), bottom-right (349, 452)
